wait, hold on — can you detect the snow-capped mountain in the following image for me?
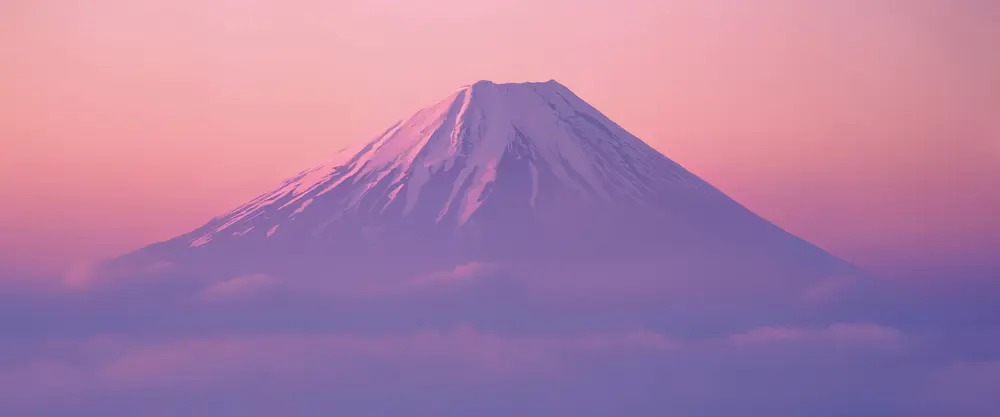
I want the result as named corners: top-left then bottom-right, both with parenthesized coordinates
top-left (109, 80), bottom-right (858, 284)
top-left (194, 80), bottom-right (722, 239)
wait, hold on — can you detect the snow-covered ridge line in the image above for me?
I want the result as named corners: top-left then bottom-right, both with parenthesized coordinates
top-left (186, 80), bottom-right (720, 247)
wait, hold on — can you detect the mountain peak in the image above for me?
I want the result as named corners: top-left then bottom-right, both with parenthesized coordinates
top-left (186, 79), bottom-right (734, 251)
top-left (203, 77), bottom-right (712, 234)
top-left (463, 79), bottom-right (564, 89)
top-left (171, 79), bottom-right (727, 249)
top-left (108, 79), bottom-right (855, 285)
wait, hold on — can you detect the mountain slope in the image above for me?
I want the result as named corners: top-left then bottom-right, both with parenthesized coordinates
top-left (109, 80), bottom-right (857, 284)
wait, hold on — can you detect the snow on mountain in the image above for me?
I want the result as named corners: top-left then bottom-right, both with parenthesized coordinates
top-left (108, 79), bottom-right (858, 284)
top-left (186, 80), bottom-right (725, 245)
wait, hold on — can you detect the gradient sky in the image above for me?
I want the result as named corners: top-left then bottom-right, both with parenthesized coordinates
top-left (2, 3), bottom-right (1000, 416)
top-left (2, 0), bottom-right (998, 277)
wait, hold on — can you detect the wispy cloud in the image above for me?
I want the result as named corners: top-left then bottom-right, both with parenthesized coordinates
top-left (198, 273), bottom-right (281, 302)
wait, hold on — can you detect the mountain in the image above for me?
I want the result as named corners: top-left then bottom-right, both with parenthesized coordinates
top-left (105, 80), bottom-right (859, 292)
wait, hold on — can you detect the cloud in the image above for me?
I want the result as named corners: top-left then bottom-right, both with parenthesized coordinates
top-left (363, 262), bottom-right (502, 293)
top-left (728, 323), bottom-right (903, 347)
top-left (0, 324), bottom-right (989, 417)
top-left (198, 273), bottom-right (281, 302)
top-left (1, 320), bottom-right (998, 417)
top-left (413, 262), bottom-right (497, 285)
top-left (2, 258), bottom-right (998, 416)
top-left (0, 327), bottom-right (680, 409)
top-left (727, 326), bottom-right (804, 344)
top-left (825, 323), bottom-right (904, 345)
top-left (99, 328), bottom-right (561, 388)
top-left (62, 260), bottom-right (175, 290)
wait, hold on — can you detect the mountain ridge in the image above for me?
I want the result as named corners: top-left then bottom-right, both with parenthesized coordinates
top-left (186, 79), bottom-right (726, 242)
top-left (106, 80), bottom-right (859, 285)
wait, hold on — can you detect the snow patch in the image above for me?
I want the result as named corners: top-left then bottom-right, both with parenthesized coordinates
top-left (458, 158), bottom-right (499, 224)
top-left (233, 226), bottom-right (255, 237)
top-left (191, 235), bottom-right (213, 247)
top-left (199, 274), bottom-right (281, 302)
top-left (290, 199), bottom-right (313, 218)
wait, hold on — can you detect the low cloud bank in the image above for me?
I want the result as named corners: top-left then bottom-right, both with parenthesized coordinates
top-left (0, 262), bottom-right (998, 416)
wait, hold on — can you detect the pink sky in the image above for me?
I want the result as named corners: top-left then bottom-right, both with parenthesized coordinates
top-left (2, 0), bottom-right (998, 277)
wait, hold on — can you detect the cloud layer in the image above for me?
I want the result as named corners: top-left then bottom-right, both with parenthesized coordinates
top-left (1, 259), bottom-right (998, 417)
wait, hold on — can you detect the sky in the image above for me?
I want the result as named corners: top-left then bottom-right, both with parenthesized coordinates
top-left (2, 0), bottom-right (999, 278)
top-left (2, 2), bottom-right (1000, 416)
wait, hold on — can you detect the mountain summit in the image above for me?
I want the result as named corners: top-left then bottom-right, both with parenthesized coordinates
top-left (195, 79), bottom-right (718, 235)
top-left (110, 80), bottom-right (857, 285)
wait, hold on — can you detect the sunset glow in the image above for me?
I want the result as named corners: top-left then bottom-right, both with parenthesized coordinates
top-left (1, 2), bottom-right (999, 416)
top-left (4, 0), bottom-right (997, 277)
